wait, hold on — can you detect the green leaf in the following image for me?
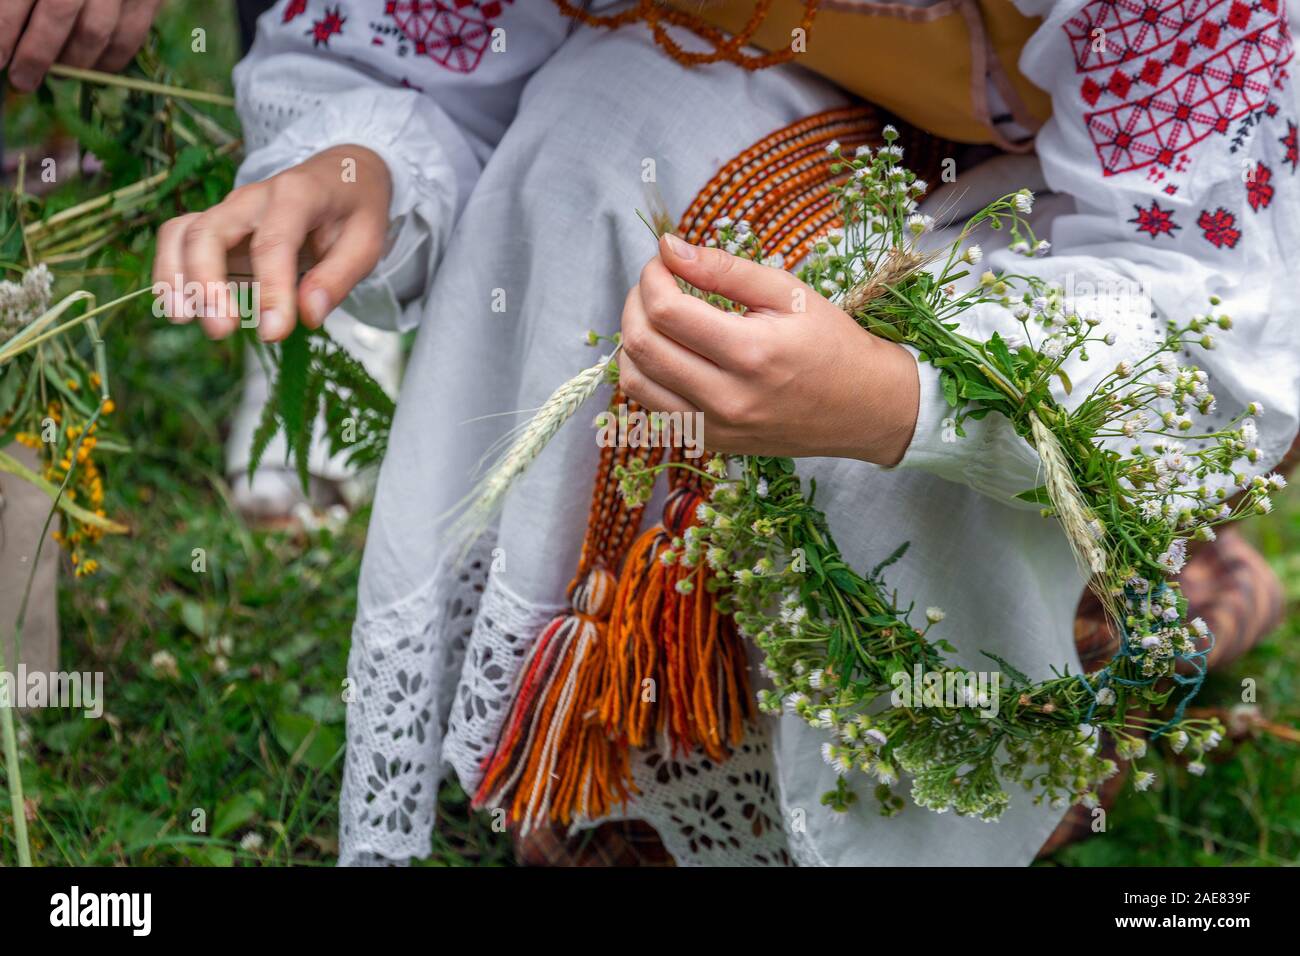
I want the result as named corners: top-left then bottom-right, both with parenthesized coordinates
top-left (1014, 485), bottom-right (1052, 506)
top-left (870, 541), bottom-right (910, 579)
top-left (246, 392), bottom-right (281, 482)
top-left (156, 145), bottom-right (213, 201)
top-left (940, 370), bottom-right (959, 407)
top-left (827, 567), bottom-right (860, 594)
top-left (959, 380), bottom-right (1006, 403)
top-left (275, 325), bottom-right (312, 492)
top-left (980, 650), bottom-right (1031, 689)
top-left (986, 332), bottom-right (1014, 374)
top-left (271, 711), bottom-right (344, 773)
top-left (212, 791), bottom-right (264, 839)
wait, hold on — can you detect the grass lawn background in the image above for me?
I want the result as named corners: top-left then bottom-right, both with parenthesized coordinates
top-left (1, 1), bottom-right (1296, 867)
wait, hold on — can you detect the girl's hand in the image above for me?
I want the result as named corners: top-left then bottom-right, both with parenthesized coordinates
top-left (153, 144), bottom-right (392, 342)
top-left (619, 234), bottom-right (920, 466)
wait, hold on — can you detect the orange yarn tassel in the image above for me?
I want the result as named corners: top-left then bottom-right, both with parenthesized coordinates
top-left (602, 487), bottom-right (754, 760)
top-left (474, 567), bottom-right (634, 833)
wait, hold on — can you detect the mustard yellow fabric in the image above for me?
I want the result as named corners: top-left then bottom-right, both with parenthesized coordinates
top-left (666, 0), bottom-right (1051, 145)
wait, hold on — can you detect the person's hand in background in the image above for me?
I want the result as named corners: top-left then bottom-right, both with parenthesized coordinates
top-left (0, 0), bottom-right (165, 92)
top-left (153, 144), bottom-right (394, 342)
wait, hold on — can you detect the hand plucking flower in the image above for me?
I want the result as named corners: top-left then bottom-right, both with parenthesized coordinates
top-left (619, 233), bottom-right (920, 465)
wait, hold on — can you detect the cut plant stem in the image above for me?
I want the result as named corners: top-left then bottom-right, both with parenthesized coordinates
top-left (47, 63), bottom-right (236, 107)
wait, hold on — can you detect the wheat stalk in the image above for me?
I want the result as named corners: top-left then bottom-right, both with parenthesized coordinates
top-left (1027, 413), bottom-right (1122, 623)
top-left (444, 350), bottom-right (616, 556)
top-left (839, 248), bottom-right (935, 315)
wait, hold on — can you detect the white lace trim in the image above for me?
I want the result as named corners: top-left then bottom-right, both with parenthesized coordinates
top-left (340, 530), bottom-right (795, 866)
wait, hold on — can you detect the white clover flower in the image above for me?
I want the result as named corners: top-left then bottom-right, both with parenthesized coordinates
top-left (1096, 687), bottom-right (1117, 706)
top-left (151, 650), bottom-right (180, 680)
top-left (925, 606), bottom-right (946, 624)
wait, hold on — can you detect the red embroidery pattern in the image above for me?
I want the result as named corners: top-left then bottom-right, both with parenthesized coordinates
top-left (374, 1), bottom-right (512, 74)
top-left (1063, 0), bottom-right (1294, 176)
top-left (1197, 206), bottom-right (1243, 245)
top-left (1129, 199), bottom-right (1182, 236)
top-left (1245, 160), bottom-right (1275, 207)
top-left (308, 4), bottom-right (346, 46)
top-left (283, 0), bottom-right (308, 22)
top-left (1283, 120), bottom-right (1299, 170)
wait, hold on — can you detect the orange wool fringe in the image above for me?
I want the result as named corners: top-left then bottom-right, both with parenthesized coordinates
top-left (472, 475), bottom-right (752, 833)
top-left (601, 486), bottom-right (752, 761)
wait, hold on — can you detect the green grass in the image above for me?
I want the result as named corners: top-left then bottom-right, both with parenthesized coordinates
top-left (1, 0), bottom-right (1297, 868)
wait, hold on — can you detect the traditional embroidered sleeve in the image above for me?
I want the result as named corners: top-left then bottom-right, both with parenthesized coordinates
top-left (898, 0), bottom-right (1300, 507)
top-left (228, 0), bottom-right (601, 331)
top-left (235, 58), bottom-right (479, 332)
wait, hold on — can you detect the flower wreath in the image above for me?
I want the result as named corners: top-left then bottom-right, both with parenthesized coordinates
top-left (460, 129), bottom-right (1277, 823)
